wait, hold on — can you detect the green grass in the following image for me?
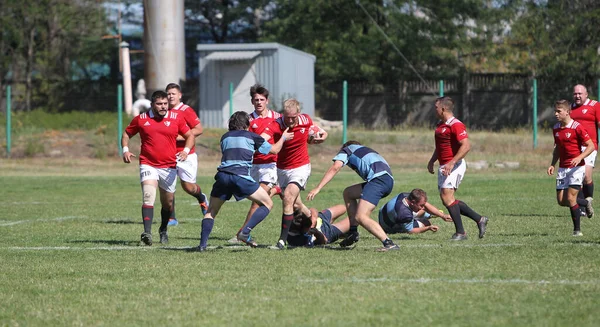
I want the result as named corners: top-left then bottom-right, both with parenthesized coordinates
top-left (1, 167), bottom-right (600, 326)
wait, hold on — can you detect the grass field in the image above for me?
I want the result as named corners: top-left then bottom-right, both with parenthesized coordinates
top-left (1, 129), bottom-right (600, 326)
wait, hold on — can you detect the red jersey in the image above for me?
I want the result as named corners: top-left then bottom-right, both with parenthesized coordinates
top-left (169, 103), bottom-right (200, 154)
top-left (265, 114), bottom-right (313, 169)
top-left (553, 120), bottom-right (591, 168)
top-left (125, 110), bottom-right (190, 168)
top-left (570, 99), bottom-right (600, 150)
top-left (250, 110), bottom-right (281, 164)
top-left (434, 117), bottom-right (468, 165)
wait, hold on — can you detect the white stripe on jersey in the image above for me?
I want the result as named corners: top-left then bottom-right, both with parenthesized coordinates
top-left (298, 114), bottom-right (309, 125)
top-left (445, 117), bottom-right (462, 126)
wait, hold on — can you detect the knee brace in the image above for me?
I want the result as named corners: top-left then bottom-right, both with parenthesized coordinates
top-left (142, 184), bottom-right (157, 206)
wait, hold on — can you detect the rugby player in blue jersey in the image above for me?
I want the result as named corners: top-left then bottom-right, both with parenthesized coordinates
top-left (307, 141), bottom-right (399, 252)
top-left (195, 111), bottom-right (293, 251)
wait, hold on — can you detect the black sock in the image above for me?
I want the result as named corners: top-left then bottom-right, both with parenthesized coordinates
top-left (446, 201), bottom-right (464, 234)
top-left (349, 225), bottom-right (358, 234)
top-left (242, 205), bottom-right (270, 235)
top-left (382, 238), bottom-right (394, 246)
top-left (278, 213), bottom-right (294, 242)
top-left (159, 207), bottom-right (170, 232)
top-left (200, 218), bottom-right (214, 248)
top-left (142, 205), bottom-right (153, 234)
top-left (191, 185), bottom-right (206, 203)
top-left (583, 182), bottom-right (594, 198)
top-left (576, 197), bottom-right (589, 208)
top-left (458, 200), bottom-right (482, 222)
top-left (570, 204), bottom-right (581, 231)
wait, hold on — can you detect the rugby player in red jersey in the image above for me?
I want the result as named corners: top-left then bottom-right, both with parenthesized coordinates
top-left (262, 98), bottom-right (328, 249)
top-left (570, 84), bottom-right (599, 217)
top-left (165, 83), bottom-right (209, 226)
top-left (229, 84), bottom-right (283, 243)
top-left (121, 90), bottom-right (195, 246)
top-left (548, 99), bottom-right (595, 236)
top-left (427, 96), bottom-right (488, 241)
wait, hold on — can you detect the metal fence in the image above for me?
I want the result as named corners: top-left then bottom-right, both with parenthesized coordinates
top-left (1, 74), bottom-right (598, 131)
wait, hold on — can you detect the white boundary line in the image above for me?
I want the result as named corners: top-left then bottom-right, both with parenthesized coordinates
top-left (0, 216), bottom-right (87, 226)
top-left (299, 277), bottom-right (600, 286)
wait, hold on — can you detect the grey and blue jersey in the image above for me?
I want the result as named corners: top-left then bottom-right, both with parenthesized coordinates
top-left (378, 193), bottom-right (416, 233)
top-left (333, 144), bottom-right (393, 182)
top-left (217, 130), bottom-right (271, 181)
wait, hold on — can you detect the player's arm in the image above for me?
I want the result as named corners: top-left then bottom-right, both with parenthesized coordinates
top-left (427, 151), bottom-right (438, 174)
top-left (268, 127), bottom-right (293, 154)
top-left (176, 129), bottom-right (195, 161)
top-left (306, 160), bottom-right (344, 201)
top-left (442, 138), bottom-right (470, 176)
top-left (408, 225), bottom-right (439, 234)
top-left (311, 126), bottom-right (328, 144)
top-left (424, 202), bottom-right (452, 221)
top-left (570, 138), bottom-right (595, 167)
top-left (311, 229), bottom-right (327, 245)
top-left (547, 145), bottom-right (559, 176)
top-left (121, 132), bottom-right (136, 163)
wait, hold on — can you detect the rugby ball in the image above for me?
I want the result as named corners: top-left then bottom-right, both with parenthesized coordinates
top-left (308, 125), bottom-right (323, 143)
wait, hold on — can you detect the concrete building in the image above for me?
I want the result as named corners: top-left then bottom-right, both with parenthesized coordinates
top-left (196, 43), bottom-right (316, 128)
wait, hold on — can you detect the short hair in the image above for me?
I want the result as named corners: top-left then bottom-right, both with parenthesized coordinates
top-left (436, 96), bottom-right (455, 112)
top-left (165, 83), bottom-right (182, 93)
top-left (342, 140), bottom-right (361, 149)
top-left (250, 83), bottom-right (269, 99)
top-left (283, 98), bottom-right (301, 114)
top-left (407, 188), bottom-right (427, 203)
top-left (228, 111), bottom-right (250, 131)
top-left (555, 99), bottom-right (571, 112)
top-left (151, 90), bottom-right (168, 103)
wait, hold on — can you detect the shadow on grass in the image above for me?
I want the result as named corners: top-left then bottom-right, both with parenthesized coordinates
top-left (502, 213), bottom-right (564, 218)
top-left (104, 220), bottom-right (140, 225)
top-left (69, 239), bottom-right (139, 246)
top-left (566, 239), bottom-right (600, 246)
top-left (494, 232), bottom-right (551, 237)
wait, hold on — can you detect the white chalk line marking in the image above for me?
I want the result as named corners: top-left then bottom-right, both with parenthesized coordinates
top-left (299, 277), bottom-right (600, 286)
top-left (0, 216), bottom-right (87, 226)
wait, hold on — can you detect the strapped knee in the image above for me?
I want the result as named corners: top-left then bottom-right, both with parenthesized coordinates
top-left (142, 184), bottom-right (157, 206)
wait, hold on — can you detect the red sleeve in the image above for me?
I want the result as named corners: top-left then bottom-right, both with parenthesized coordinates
top-left (177, 117), bottom-right (191, 136)
top-left (453, 123), bottom-right (468, 142)
top-left (125, 116), bottom-right (140, 137)
top-left (183, 108), bottom-right (201, 129)
top-left (578, 125), bottom-right (591, 143)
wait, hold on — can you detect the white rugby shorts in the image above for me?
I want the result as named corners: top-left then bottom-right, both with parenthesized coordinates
top-left (438, 159), bottom-right (466, 190)
top-left (139, 164), bottom-right (178, 193)
top-left (556, 166), bottom-right (585, 190)
top-left (176, 152), bottom-right (198, 183)
top-left (278, 163), bottom-right (311, 190)
top-left (250, 162), bottom-right (278, 187)
top-left (581, 147), bottom-right (597, 167)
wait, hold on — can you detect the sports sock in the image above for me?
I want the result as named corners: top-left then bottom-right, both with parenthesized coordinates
top-left (570, 204), bottom-right (581, 231)
top-left (583, 182), bottom-right (594, 198)
top-left (458, 200), bottom-right (482, 222)
top-left (159, 207), bottom-right (170, 232)
top-left (445, 201), bottom-right (464, 234)
top-left (576, 197), bottom-right (589, 208)
top-left (382, 238), bottom-right (394, 246)
top-left (142, 205), bottom-right (153, 234)
top-left (200, 218), bottom-right (215, 248)
top-left (191, 184), bottom-right (207, 203)
top-left (278, 213), bottom-right (294, 242)
top-left (241, 205), bottom-right (270, 235)
top-left (349, 225), bottom-right (358, 234)
top-left (170, 198), bottom-right (176, 220)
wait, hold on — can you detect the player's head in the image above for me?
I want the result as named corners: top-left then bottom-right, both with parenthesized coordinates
top-left (573, 84), bottom-right (588, 107)
top-left (250, 84), bottom-right (270, 114)
top-left (292, 208), bottom-right (314, 233)
top-left (228, 111), bottom-right (250, 131)
top-left (434, 96), bottom-right (454, 119)
top-left (554, 99), bottom-right (571, 122)
top-left (165, 83), bottom-right (183, 108)
top-left (407, 188), bottom-right (428, 213)
top-left (283, 98), bottom-right (301, 128)
top-left (150, 90), bottom-right (169, 117)
top-left (341, 140), bottom-right (361, 150)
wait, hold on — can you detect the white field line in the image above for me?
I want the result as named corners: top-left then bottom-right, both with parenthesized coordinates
top-left (299, 277), bottom-right (600, 286)
top-left (0, 216), bottom-right (87, 226)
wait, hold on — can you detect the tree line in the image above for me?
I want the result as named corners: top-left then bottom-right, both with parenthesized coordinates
top-left (2, 0), bottom-right (600, 112)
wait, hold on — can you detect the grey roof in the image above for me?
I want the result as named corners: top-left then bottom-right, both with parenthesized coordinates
top-left (196, 42), bottom-right (316, 62)
top-left (204, 50), bottom-right (261, 61)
